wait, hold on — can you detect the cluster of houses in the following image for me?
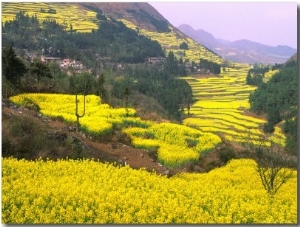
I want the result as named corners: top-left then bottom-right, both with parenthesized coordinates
top-left (145, 57), bottom-right (211, 74)
top-left (40, 55), bottom-right (212, 75)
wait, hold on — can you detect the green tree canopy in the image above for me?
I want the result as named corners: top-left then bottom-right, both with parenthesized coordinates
top-left (2, 45), bottom-right (27, 86)
top-left (29, 59), bottom-right (52, 82)
top-left (179, 42), bottom-right (189, 50)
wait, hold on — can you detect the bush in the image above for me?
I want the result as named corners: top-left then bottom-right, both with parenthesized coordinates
top-left (219, 147), bottom-right (236, 164)
top-left (2, 115), bottom-right (46, 159)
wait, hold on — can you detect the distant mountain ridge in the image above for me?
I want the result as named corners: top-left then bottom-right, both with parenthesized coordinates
top-left (178, 24), bottom-right (296, 64)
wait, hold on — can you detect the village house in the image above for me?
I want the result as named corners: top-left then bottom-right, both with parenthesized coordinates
top-left (146, 57), bottom-right (166, 65)
top-left (60, 58), bottom-right (83, 70)
top-left (41, 56), bottom-right (61, 64)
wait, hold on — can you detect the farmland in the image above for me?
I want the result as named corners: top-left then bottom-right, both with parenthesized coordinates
top-left (2, 2), bottom-right (296, 225)
top-left (120, 19), bottom-right (223, 64)
top-left (9, 93), bottom-right (221, 168)
top-left (183, 68), bottom-right (286, 146)
top-left (2, 157), bottom-right (297, 224)
top-left (1, 2), bottom-right (99, 32)
top-left (2, 2), bottom-right (223, 64)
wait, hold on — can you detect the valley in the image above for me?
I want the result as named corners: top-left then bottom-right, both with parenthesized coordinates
top-left (183, 67), bottom-right (285, 146)
top-left (1, 2), bottom-right (297, 224)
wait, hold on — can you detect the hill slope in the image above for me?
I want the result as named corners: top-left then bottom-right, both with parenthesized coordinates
top-left (1, 2), bottom-right (224, 65)
top-left (178, 24), bottom-right (296, 64)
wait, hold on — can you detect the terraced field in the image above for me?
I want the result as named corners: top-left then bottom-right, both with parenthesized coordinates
top-left (2, 2), bottom-right (224, 65)
top-left (1, 2), bottom-right (99, 32)
top-left (183, 68), bottom-right (285, 146)
top-left (120, 19), bottom-right (223, 64)
top-left (9, 93), bottom-right (221, 168)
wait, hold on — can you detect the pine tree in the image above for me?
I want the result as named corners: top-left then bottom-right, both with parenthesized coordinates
top-left (2, 45), bottom-right (27, 87)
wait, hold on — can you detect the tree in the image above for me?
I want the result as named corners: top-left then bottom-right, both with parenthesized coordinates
top-left (164, 51), bottom-right (178, 75)
top-left (179, 42), bottom-right (189, 50)
top-left (69, 72), bottom-right (96, 95)
top-left (255, 142), bottom-right (294, 198)
top-left (26, 59), bottom-right (53, 91)
top-left (124, 87), bottom-right (130, 117)
top-left (97, 74), bottom-right (107, 103)
top-left (29, 59), bottom-right (52, 82)
top-left (283, 107), bottom-right (297, 155)
top-left (244, 136), bottom-right (295, 198)
top-left (75, 93), bottom-right (86, 132)
top-left (2, 45), bottom-right (27, 87)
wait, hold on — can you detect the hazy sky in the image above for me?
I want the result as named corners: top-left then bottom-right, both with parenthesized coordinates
top-left (149, 2), bottom-right (297, 49)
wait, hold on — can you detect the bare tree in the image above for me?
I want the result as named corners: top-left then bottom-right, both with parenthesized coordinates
top-left (243, 134), bottom-right (295, 198)
top-left (255, 142), bottom-right (294, 198)
top-left (73, 73), bottom-right (91, 132)
top-left (75, 93), bottom-right (86, 132)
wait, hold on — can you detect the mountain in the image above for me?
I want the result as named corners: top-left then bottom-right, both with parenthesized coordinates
top-left (177, 24), bottom-right (220, 51)
top-left (76, 2), bottom-right (170, 32)
top-left (2, 2), bottom-right (223, 65)
top-left (178, 24), bottom-right (297, 64)
top-left (80, 3), bottom-right (224, 63)
top-left (282, 52), bottom-right (297, 68)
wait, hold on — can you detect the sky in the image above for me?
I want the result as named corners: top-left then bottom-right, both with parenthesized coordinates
top-left (149, 1), bottom-right (297, 49)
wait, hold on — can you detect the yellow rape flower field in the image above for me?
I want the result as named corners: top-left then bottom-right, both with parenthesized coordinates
top-left (120, 19), bottom-right (223, 64)
top-left (183, 68), bottom-right (286, 146)
top-left (2, 158), bottom-right (297, 224)
top-left (2, 2), bottom-right (99, 32)
top-left (9, 93), bottom-right (221, 167)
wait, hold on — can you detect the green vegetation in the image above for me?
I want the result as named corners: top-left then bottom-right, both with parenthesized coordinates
top-left (2, 45), bottom-right (27, 87)
top-left (183, 67), bottom-right (286, 147)
top-left (1, 3), bottom-right (297, 224)
top-left (114, 64), bottom-right (192, 121)
top-left (249, 63), bottom-right (297, 154)
top-left (1, 2), bottom-right (99, 32)
top-left (120, 19), bottom-right (223, 64)
top-left (9, 93), bottom-right (219, 167)
top-left (199, 58), bottom-right (221, 74)
top-left (246, 64), bottom-right (270, 86)
top-left (2, 11), bottom-right (164, 67)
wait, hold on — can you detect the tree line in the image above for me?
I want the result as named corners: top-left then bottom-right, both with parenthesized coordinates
top-left (246, 65), bottom-right (270, 86)
top-left (2, 44), bottom-right (193, 122)
top-left (199, 58), bottom-right (221, 74)
top-left (249, 62), bottom-right (297, 154)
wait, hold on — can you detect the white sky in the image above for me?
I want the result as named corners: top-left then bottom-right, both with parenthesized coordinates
top-left (149, 1), bottom-right (297, 48)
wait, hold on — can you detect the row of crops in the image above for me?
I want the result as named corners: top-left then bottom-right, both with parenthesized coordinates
top-left (183, 68), bottom-right (286, 146)
top-left (2, 157), bottom-right (297, 224)
top-left (9, 93), bottom-right (221, 167)
top-left (120, 19), bottom-right (223, 64)
top-left (2, 2), bottom-right (99, 32)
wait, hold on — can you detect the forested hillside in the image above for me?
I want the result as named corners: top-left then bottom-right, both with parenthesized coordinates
top-left (249, 57), bottom-right (297, 154)
top-left (2, 10), bottom-right (193, 121)
top-left (2, 11), bottom-right (164, 67)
